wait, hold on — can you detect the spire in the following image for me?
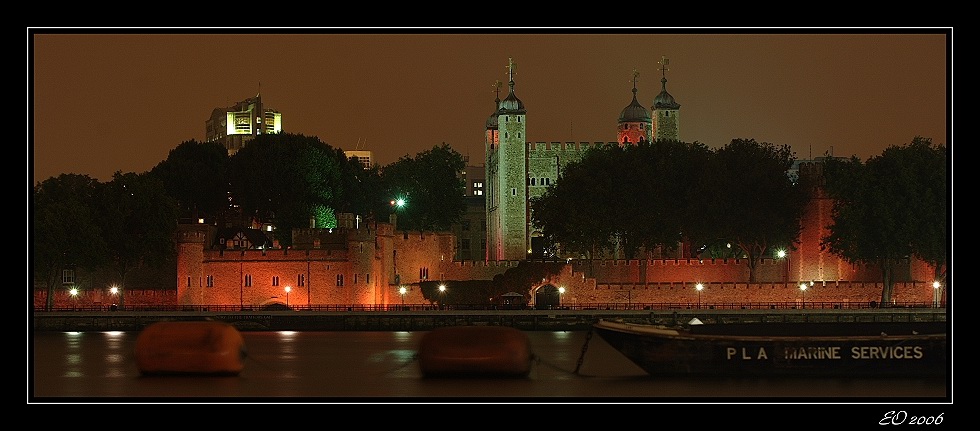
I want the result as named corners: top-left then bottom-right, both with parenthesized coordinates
top-left (500, 57), bottom-right (525, 113)
top-left (653, 56), bottom-right (680, 110)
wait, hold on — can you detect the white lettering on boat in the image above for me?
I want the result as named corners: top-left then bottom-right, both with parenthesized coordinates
top-left (724, 345), bottom-right (927, 360)
top-left (726, 347), bottom-right (768, 360)
top-left (783, 346), bottom-right (841, 360)
top-left (851, 346), bottom-right (923, 359)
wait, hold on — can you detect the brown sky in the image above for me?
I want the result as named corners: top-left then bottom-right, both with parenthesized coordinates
top-left (30, 28), bottom-right (950, 185)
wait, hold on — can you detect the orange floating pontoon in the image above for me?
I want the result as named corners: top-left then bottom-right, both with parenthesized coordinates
top-left (134, 321), bottom-right (246, 376)
top-left (418, 326), bottom-right (533, 378)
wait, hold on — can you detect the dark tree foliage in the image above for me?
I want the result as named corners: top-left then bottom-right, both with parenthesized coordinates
top-left (148, 139), bottom-right (229, 223)
top-left (822, 137), bottom-right (948, 304)
top-left (687, 139), bottom-right (808, 282)
top-left (531, 140), bottom-right (712, 262)
top-left (32, 174), bottom-right (109, 310)
top-left (381, 143), bottom-right (465, 232)
top-left (530, 145), bottom-right (617, 263)
top-left (227, 133), bottom-right (354, 246)
top-left (621, 140), bottom-right (712, 257)
top-left (97, 171), bottom-right (179, 308)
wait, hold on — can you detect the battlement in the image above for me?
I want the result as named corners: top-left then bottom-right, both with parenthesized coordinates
top-left (527, 141), bottom-right (618, 152)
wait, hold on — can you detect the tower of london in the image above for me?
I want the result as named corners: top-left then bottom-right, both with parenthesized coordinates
top-left (485, 57), bottom-right (681, 261)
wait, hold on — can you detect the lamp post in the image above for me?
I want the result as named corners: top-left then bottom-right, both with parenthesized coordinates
top-left (284, 286), bottom-right (291, 308)
top-left (399, 286), bottom-right (407, 307)
top-left (109, 285), bottom-right (119, 311)
top-left (932, 281), bottom-right (941, 308)
top-left (777, 249), bottom-right (788, 285)
top-left (438, 284), bottom-right (446, 309)
top-left (69, 287), bottom-right (79, 311)
top-left (558, 286), bottom-right (565, 309)
top-left (799, 283), bottom-right (808, 309)
top-left (695, 283), bottom-right (704, 309)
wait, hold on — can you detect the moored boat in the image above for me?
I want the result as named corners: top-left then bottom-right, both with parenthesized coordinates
top-left (592, 319), bottom-right (947, 377)
top-left (134, 321), bottom-right (247, 376)
top-left (418, 326), bottom-right (534, 378)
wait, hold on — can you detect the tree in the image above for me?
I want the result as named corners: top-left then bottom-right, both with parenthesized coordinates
top-left (32, 174), bottom-right (109, 310)
top-left (530, 147), bottom-right (617, 266)
top-left (228, 133), bottom-right (347, 245)
top-left (822, 137), bottom-right (948, 304)
top-left (381, 143), bottom-right (465, 232)
top-left (97, 171), bottom-right (179, 308)
top-left (148, 139), bottom-right (229, 223)
top-left (688, 139), bottom-right (809, 282)
top-left (620, 139), bottom-right (712, 258)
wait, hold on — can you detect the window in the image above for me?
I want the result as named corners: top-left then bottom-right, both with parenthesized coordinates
top-left (272, 276), bottom-right (279, 287)
top-left (419, 267), bottom-right (429, 280)
top-left (354, 273), bottom-right (359, 284)
top-left (336, 274), bottom-right (344, 286)
top-left (186, 276), bottom-right (192, 288)
top-left (206, 275), bottom-right (214, 287)
top-left (298, 274), bottom-right (305, 287)
top-left (245, 274), bottom-right (252, 287)
top-left (512, 188), bottom-right (516, 196)
top-left (62, 269), bottom-right (75, 285)
top-left (530, 178), bottom-right (536, 186)
top-left (366, 274), bottom-right (370, 284)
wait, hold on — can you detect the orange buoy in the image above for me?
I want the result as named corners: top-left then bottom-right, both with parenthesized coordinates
top-left (418, 326), bottom-right (533, 378)
top-left (134, 321), bottom-right (246, 376)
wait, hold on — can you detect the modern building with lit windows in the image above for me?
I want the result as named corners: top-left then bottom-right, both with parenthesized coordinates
top-left (205, 93), bottom-right (282, 155)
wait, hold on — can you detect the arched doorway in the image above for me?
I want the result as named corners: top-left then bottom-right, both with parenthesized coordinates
top-left (534, 284), bottom-right (560, 310)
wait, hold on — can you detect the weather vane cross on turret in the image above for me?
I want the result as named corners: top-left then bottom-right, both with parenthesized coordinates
top-left (493, 80), bottom-right (502, 99)
top-left (659, 56), bottom-right (670, 79)
top-left (632, 69), bottom-right (639, 89)
top-left (507, 57), bottom-right (517, 82)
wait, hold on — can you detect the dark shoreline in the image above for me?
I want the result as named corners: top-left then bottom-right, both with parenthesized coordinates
top-left (31, 308), bottom-right (947, 332)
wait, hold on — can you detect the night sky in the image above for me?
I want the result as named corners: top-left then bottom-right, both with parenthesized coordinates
top-left (30, 28), bottom-right (950, 185)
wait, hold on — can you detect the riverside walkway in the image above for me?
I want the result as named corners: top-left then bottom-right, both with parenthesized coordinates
top-left (32, 307), bottom-right (947, 332)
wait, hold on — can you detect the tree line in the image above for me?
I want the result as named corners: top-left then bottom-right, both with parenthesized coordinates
top-left (33, 133), bottom-right (946, 308)
top-left (33, 133), bottom-right (467, 310)
top-left (530, 136), bottom-right (947, 304)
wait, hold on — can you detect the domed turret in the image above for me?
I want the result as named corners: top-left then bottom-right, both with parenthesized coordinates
top-left (619, 85), bottom-right (652, 123)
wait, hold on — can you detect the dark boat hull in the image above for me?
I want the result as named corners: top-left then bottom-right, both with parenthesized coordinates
top-left (593, 320), bottom-right (947, 377)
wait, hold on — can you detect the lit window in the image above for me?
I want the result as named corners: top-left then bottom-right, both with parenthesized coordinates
top-left (336, 274), bottom-right (344, 286)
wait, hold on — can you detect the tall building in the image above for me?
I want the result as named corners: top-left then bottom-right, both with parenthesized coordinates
top-left (345, 150), bottom-right (374, 169)
top-left (205, 93), bottom-right (283, 155)
top-left (486, 58), bottom-right (681, 261)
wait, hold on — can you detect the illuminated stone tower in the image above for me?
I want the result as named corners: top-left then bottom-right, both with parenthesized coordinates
top-left (617, 69), bottom-right (653, 145)
top-left (652, 56), bottom-right (680, 141)
top-left (485, 58), bottom-right (528, 261)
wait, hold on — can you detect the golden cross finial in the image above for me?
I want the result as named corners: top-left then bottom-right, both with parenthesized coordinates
top-left (507, 57), bottom-right (517, 81)
top-left (659, 56), bottom-right (670, 78)
top-left (632, 69), bottom-right (639, 89)
top-left (492, 80), bottom-right (502, 98)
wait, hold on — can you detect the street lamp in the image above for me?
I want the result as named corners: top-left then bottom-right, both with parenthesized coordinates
top-left (69, 287), bottom-right (79, 311)
top-left (399, 286), bottom-right (407, 306)
top-left (558, 286), bottom-right (565, 308)
top-left (109, 285), bottom-right (119, 311)
top-left (933, 281), bottom-right (941, 308)
top-left (799, 283), bottom-right (808, 309)
top-left (439, 284), bottom-right (446, 308)
top-left (695, 283), bottom-right (704, 309)
top-left (777, 249), bottom-right (788, 285)
top-left (284, 286), bottom-right (291, 308)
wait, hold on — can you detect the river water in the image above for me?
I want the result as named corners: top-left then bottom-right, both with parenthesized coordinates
top-left (30, 330), bottom-right (950, 407)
